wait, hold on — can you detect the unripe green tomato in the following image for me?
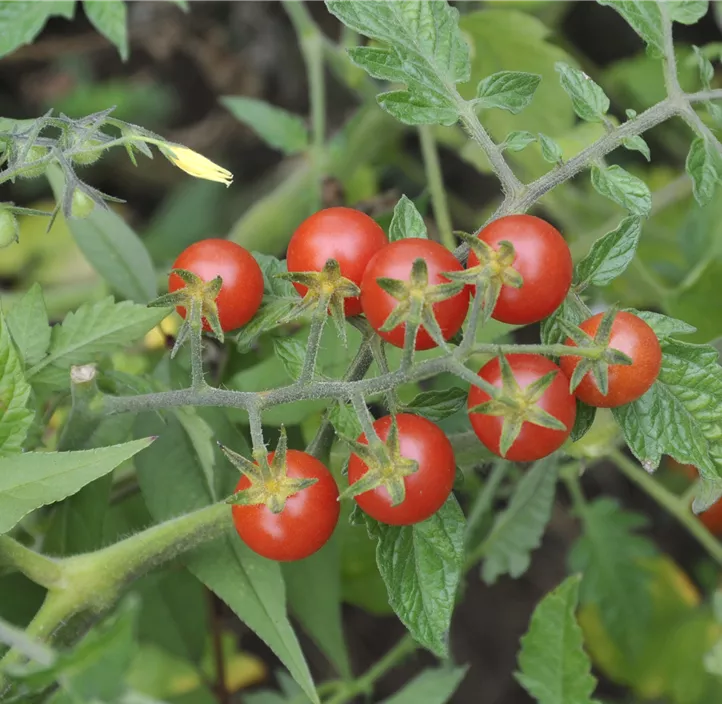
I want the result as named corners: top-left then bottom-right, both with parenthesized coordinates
top-left (0, 210), bottom-right (18, 248)
top-left (19, 146), bottom-right (49, 179)
top-left (71, 191), bottom-right (95, 219)
top-left (72, 139), bottom-right (103, 165)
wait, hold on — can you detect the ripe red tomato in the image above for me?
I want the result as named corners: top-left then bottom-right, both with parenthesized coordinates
top-left (468, 215), bottom-right (572, 325)
top-left (169, 239), bottom-right (264, 332)
top-left (560, 311), bottom-right (662, 408)
top-left (360, 238), bottom-right (469, 350)
top-left (232, 450), bottom-right (340, 561)
top-left (347, 414), bottom-right (456, 525)
top-left (468, 354), bottom-right (577, 461)
top-left (287, 207), bottom-right (388, 316)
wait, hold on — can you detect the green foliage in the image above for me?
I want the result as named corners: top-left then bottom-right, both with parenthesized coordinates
top-left (555, 62), bottom-right (611, 123)
top-left (389, 194), bottom-right (428, 242)
top-left (402, 387), bottom-right (467, 422)
top-left (0, 313), bottom-right (33, 457)
top-left (83, 0), bottom-right (128, 60)
top-left (0, 1), bottom-right (75, 59)
top-left (379, 666), bottom-right (468, 704)
top-left (590, 164), bottom-right (652, 217)
top-left (685, 137), bottom-right (722, 206)
top-left (475, 71), bottom-right (541, 115)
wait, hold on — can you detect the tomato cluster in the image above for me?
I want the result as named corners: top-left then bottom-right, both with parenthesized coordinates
top-left (166, 208), bottom-right (663, 561)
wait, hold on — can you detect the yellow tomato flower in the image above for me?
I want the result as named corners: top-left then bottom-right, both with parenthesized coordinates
top-left (162, 144), bottom-right (233, 186)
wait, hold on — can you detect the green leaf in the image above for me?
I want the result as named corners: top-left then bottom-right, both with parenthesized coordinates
top-left (481, 455), bottom-right (559, 584)
top-left (48, 167), bottom-right (157, 303)
top-left (502, 130), bottom-right (536, 152)
top-left (612, 337), bottom-right (722, 477)
top-left (5, 284), bottom-right (51, 368)
top-left (574, 216), bottom-right (643, 289)
top-left (366, 494), bottom-right (465, 657)
top-left (236, 299), bottom-right (295, 353)
top-left (254, 252), bottom-right (296, 299)
top-left (475, 71), bottom-right (541, 115)
top-left (133, 414), bottom-right (318, 704)
top-left (83, 0), bottom-right (128, 61)
top-left (598, 0), bottom-right (664, 57)
top-left (389, 195), bottom-right (428, 242)
top-left (540, 293), bottom-right (591, 346)
top-left (0, 313), bottom-right (32, 457)
top-left (328, 401), bottom-right (363, 438)
top-left (28, 298), bottom-right (167, 388)
top-left (515, 575), bottom-right (597, 704)
top-left (569, 498), bottom-right (657, 653)
top-left (685, 137), bottom-right (722, 206)
top-left (403, 387), bottom-right (467, 422)
top-left (622, 134), bottom-right (651, 160)
top-left (692, 44), bottom-right (714, 88)
top-left (570, 401), bottom-right (597, 443)
top-left (590, 164), bottom-right (652, 217)
top-left (668, 1), bottom-right (709, 24)
top-left (283, 535), bottom-right (351, 679)
top-left (221, 97), bottom-right (309, 155)
top-left (327, 0), bottom-right (470, 126)
top-left (273, 337), bottom-right (306, 381)
top-left (630, 310), bottom-right (697, 339)
top-left (555, 62), bottom-right (610, 122)
top-left (0, 1), bottom-right (74, 59)
top-left (538, 133), bottom-right (563, 164)
top-left (379, 666), bottom-right (468, 704)
top-left (0, 438), bottom-right (154, 535)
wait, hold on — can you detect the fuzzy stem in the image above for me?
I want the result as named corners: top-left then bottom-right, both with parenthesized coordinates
top-left (300, 300), bottom-right (329, 385)
top-left (0, 536), bottom-right (63, 590)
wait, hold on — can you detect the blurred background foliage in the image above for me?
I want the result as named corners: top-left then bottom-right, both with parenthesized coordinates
top-left (3, 1), bottom-right (722, 702)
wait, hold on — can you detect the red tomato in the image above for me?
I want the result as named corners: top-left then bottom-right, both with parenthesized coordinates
top-left (560, 311), bottom-right (662, 408)
top-left (287, 207), bottom-right (388, 316)
top-left (468, 354), bottom-right (577, 461)
top-left (232, 450), bottom-right (340, 561)
top-left (468, 215), bottom-right (572, 325)
top-left (169, 239), bottom-right (264, 332)
top-left (347, 414), bottom-right (456, 525)
top-left (360, 238), bottom-right (470, 350)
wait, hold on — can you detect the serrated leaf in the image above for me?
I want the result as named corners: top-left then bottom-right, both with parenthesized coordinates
top-left (622, 135), bottom-right (651, 160)
top-left (628, 310), bottom-right (697, 339)
top-left (253, 252), bottom-right (296, 299)
top-left (686, 137), bottom-right (722, 206)
top-left (272, 337), bottom-right (306, 381)
top-left (668, 0), bottom-right (709, 24)
top-left (575, 216), bottom-right (642, 289)
top-left (502, 130), bottom-right (536, 152)
top-left (328, 401), bottom-right (362, 438)
top-left (516, 575), bottom-right (597, 704)
top-left (590, 164), bottom-right (652, 217)
top-left (481, 456), bottom-right (559, 584)
top-left (555, 62), bottom-right (610, 122)
top-left (538, 133), bottom-right (562, 164)
top-left (598, 0), bottom-right (664, 57)
top-left (540, 293), bottom-right (591, 346)
top-left (235, 299), bottom-right (296, 354)
top-left (404, 387), bottom-right (467, 422)
top-left (5, 283), bottom-right (51, 367)
top-left (83, 0), bottom-right (128, 61)
top-left (221, 97), bottom-right (309, 155)
top-left (692, 45), bottom-right (714, 88)
top-left (389, 195), bottom-right (428, 242)
top-left (0, 313), bottom-right (32, 457)
top-left (27, 298), bottom-right (167, 388)
top-left (570, 401), bottom-right (597, 443)
top-left (327, 0), bottom-right (469, 126)
top-left (0, 1), bottom-right (74, 59)
top-left (347, 46), bottom-right (407, 83)
top-left (569, 498), bottom-right (657, 653)
top-left (380, 666), bottom-right (468, 704)
top-left (366, 494), bottom-right (465, 657)
top-left (0, 438), bottom-right (154, 534)
top-left (475, 71), bottom-right (541, 115)
top-left (612, 337), bottom-right (722, 477)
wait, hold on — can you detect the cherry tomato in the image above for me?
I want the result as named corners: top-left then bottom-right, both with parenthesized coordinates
top-left (347, 414), bottom-right (456, 525)
top-left (287, 207), bottom-right (388, 316)
top-left (169, 239), bottom-right (264, 332)
top-left (232, 450), bottom-right (340, 561)
top-left (560, 311), bottom-right (662, 408)
top-left (468, 214), bottom-right (572, 325)
top-left (468, 354), bottom-right (577, 462)
top-left (360, 238), bottom-right (469, 350)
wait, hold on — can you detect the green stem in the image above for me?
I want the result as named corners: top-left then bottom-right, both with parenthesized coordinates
top-left (609, 450), bottom-right (722, 567)
top-left (189, 299), bottom-right (207, 391)
top-left (418, 125), bottom-right (454, 250)
top-left (0, 536), bottom-right (62, 590)
top-left (300, 301), bottom-right (329, 385)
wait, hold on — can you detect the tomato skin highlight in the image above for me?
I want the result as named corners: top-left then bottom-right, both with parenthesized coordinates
top-left (468, 214), bottom-right (572, 325)
top-left (560, 311), bottom-right (662, 408)
top-left (232, 450), bottom-right (340, 561)
top-left (468, 354), bottom-right (577, 462)
top-left (347, 414), bottom-right (456, 525)
top-left (169, 239), bottom-right (264, 332)
top-left (287, 207), bottom-right (388, 317)
top-left (360, 238), bottom-right (470, 350)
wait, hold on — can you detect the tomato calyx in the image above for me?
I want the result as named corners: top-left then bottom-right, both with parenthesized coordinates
top-left (279, 258), bottom-right (359, 343)
top-left (376, 257), bottom-right (464, 352)
top-left (560, 308), bottom-right (633, 395)
top-left (469, 354), bottom-right (568, 457)
top-left (221, 427), bottom-right (319, 515)
top-left (446, 232), bottom-right (523, 324)
top-left (341, 417), bottom-right (418, 506)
